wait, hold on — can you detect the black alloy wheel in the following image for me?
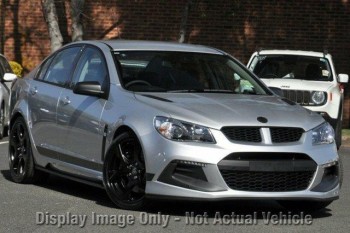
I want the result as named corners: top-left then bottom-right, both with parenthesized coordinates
top-left (9, 117), bottom-right (44, 183)
top-left (103, 131), bottom-right (147, 210)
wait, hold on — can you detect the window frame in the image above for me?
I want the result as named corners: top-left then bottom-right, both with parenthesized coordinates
top-left (69, 45), bottom-right (110, 99)
top-left (34, 45), bottom-right (83, 88)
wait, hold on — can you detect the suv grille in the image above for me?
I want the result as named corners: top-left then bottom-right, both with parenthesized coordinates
top-left (221, 127), bottom-right (303, 143)
top-left (218, 153), bottom-right (316, 192)
top-left (283, 90), bottom-right (311, 105)
top-left (282, 89), bottom-right (327, 106)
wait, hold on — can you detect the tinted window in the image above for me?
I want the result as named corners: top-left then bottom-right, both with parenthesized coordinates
top-left (71, 47), bottom-right (108, 89)
top-left (41, 47), bottom-right (81, 86)
top-left (114, 51), bottom-right (267, 95)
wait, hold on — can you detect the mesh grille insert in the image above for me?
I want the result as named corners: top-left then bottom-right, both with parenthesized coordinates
top-left (220, 170), bottom-right (314, 192)
top-left (270, 127), bottom-right (304, 143)
top-left (221, 127), bottom-right (261, 142)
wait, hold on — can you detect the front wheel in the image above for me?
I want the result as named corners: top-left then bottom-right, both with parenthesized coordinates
top-left (103, 131), bottom-right (147, 210)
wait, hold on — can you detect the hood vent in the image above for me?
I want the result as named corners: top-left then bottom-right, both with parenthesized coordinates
top-left (141, 94), bottom-right (173, 102)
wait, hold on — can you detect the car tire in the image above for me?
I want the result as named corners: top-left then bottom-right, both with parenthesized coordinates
top-left (103, 131), bottom-right (147, 210)
top-left (335, 119), bottom-right (342, 150)
top-left (0, 105), bottom-right (5, 140)
top-left (277, 200), bottom-right (333, 212)
top-left (9, 117), bottom-right (47, 183)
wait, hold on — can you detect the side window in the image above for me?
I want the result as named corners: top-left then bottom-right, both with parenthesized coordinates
top-left (36, 56), bottom-right (54, 80)
top-left (71, 47), bottom-right (108, 89)
top-left (41, 47), bottom-right (81, 86)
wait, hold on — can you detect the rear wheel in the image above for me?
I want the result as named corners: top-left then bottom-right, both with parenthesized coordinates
top-left (9, 117), bottom-right (47, 183)
top-left (277, 200), bottom-right (333, 212)
top-left (103, 131), bottom-right (147, 210)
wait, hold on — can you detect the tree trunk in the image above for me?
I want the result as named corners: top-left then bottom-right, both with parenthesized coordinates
top-left (178, 0), bottom-right (193, 43)
top-left (41, 0), bottom-right (63, 52)
top-left (71, 0), bottom-right (84, 42)
top-left (0, 0), bottom-right (6, 54)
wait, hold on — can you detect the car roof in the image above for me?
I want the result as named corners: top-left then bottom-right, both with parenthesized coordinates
top-left (254, 49), bottom-right (332, 58)
top-left (79, 40), bottom-right (224, 55)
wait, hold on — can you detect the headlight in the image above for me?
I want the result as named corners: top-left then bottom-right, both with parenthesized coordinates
top-left (311, 91), bottom-right (326, 105)
top-left (312, 122), bottom-right (334, 145)
top-left (154, 116), bottom-right (215, 143)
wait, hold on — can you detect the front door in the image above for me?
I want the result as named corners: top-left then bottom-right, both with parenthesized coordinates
top-left (57, 46), bottom-right (109, 172)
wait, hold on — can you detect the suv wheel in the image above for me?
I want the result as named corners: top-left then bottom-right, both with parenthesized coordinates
top-left (335, 110), bottom-right (342, 150)
top-left (103, 131), bottom-right (147, 210)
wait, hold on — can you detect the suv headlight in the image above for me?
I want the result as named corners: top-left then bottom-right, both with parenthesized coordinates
top-left (311, 91), bottom-right (326, 105)
top-left (154, 116), bottom-right (215, 143)
top-left (312, 122), bottom-right (334, 145)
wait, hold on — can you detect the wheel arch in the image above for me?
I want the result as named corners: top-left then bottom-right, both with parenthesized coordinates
top-left (10, 111), bottom-right (25, 131)
top-left (107, 124), bottom-right (148, 170)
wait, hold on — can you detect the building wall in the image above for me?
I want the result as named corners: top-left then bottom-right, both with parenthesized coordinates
top-left (2, 0), bottom-right (350, 126)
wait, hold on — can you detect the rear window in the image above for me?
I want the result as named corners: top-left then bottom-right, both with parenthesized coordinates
top-left (249, 55), bottom-right (333, 81)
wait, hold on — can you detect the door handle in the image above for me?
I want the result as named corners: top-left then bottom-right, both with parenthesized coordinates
top-left (30, 87), bottom-right (38, 95)
top-left (61, 96), bottom-right (71, 105)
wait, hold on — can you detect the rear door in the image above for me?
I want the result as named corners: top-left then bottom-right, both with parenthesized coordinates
top-left (28, 46), bottom-right (82, 157)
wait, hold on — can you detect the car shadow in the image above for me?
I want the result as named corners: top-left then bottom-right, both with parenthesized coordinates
top-left (0, 169), bottom-right (332, 219)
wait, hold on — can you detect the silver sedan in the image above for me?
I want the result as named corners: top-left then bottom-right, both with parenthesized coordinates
top-left (9, 40), bottom-right (341, 211)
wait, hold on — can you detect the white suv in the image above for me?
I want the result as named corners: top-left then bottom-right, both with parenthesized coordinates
top-left (247, 50), bottom-right (349, 149)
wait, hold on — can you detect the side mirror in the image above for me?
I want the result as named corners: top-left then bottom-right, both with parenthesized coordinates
top-left (338, 74), bottom-right (349, 83)
top-left (73, 81), bottom-right (105, 98)
top-left (3, 73), bottom-right (17, 82)
top-left (269, 86), bottom-right (284, 97)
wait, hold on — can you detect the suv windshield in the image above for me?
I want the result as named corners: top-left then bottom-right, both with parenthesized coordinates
top-left (249, 55), bottom-right (333, 81)
top-left (114, 51), bottom-right (268, 95)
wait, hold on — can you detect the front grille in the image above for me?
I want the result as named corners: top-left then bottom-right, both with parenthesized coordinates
top-left (270, 127), bottom-right (304, 143)
top-left (221, 127), bottom-right (261, 142)
top-left (221, 127), bottom-right (303, 143)
top-left (218, 152), bottom-right (316, 192)
top-left (282, 89), bottom-right (311, 105)
top-left (220, 170), bottom-right (314, 192)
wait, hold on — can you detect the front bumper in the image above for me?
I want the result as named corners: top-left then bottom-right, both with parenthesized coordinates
top-left (142, 128), bottom-right (340, 201)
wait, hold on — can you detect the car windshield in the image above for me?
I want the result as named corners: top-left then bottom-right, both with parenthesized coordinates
top-left (249, 55), bottom-right (333, 81)
top-left (114, 51), bottom-right (268, 95)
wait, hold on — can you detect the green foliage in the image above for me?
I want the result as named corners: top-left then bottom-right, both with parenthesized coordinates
top-left (9, 61), bottom-right (23, 78)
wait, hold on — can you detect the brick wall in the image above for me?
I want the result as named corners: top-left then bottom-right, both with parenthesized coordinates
top-left (2, 0), bottom-right (350, 126)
